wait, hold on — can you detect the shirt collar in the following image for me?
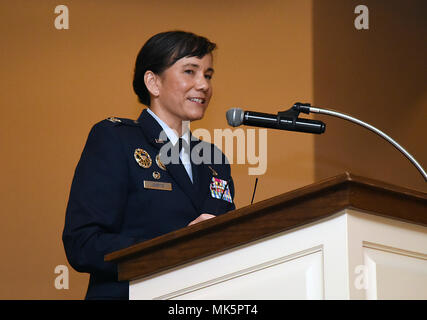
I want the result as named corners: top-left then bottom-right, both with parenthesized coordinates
top-left (146, 108), bottom-right (190, 146)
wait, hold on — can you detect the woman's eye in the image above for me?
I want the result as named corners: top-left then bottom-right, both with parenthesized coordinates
top-left (205, 74), bottom-right (212, 80)
top-left (184, 69), bottom-right (194, 75)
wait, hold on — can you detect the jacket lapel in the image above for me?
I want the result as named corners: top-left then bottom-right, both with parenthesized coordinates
top-left (136, 109), bottom-right (203, 213)
top-left (190, 137), bottom-right (211, 199)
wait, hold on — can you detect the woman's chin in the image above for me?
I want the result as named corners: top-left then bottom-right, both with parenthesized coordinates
top-left (186, 108), bottom-right (207, 121)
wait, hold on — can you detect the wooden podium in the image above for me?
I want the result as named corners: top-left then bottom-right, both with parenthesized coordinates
top-left (105, 173), bottom-right (427, 300)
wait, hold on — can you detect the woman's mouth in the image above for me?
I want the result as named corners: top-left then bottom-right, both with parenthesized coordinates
top-left (187, 97), bottom-right (206, 105)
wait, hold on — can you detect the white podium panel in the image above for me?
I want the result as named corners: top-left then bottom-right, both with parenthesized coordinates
top-left (346, 211), bottom-right (427, 299)
top-left (173, 249), bottom-right (324, 300)
top-left (129, 209), bottom-right (427, 300)
top-left (363, 244), bottom-right (427, 299)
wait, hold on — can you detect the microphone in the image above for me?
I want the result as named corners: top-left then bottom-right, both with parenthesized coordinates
top-left (226, 107), bottom-right (326, 134)
top-left (226, 102), bottom-right (426, 181)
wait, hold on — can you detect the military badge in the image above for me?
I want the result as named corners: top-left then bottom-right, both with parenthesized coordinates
top-left (107, 117), bottom-right (122, 123)
top-left (155, 154), bottom-right (167, 171)
top-left (208, 165), bottom-right (218, 176)
top-left (134, 148), bottom-right (152, 168)
top-left (209, 177), bottom-right (232, 203)
top-left (152, 171), bottom-right (161, 180)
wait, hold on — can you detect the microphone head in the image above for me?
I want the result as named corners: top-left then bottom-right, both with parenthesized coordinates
top-left (226, 108), bottom-right (244, 127)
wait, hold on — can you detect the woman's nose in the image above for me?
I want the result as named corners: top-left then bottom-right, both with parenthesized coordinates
top-left (195, 74), bottom-right (209, 91)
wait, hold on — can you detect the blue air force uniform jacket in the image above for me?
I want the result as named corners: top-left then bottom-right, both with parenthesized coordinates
top-left (62, 109), bottom-right (235, 299)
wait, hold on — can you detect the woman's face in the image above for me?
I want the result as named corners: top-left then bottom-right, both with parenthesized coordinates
top-left (154, 54), bottom-right (214, 125)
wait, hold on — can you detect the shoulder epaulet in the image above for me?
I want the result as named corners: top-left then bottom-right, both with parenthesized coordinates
top-left (105, 117), bottom-right (139, 126)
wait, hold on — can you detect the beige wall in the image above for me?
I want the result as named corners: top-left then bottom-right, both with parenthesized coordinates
top-left (1, 0), bottom-right (424, 300)
top-left (0, 0), bottom-right (314, 299)
top-left (313, 0), bottom-right (427, 192)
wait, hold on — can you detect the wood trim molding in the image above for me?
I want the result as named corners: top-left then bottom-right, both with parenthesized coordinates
top-left (104, 172), bottom-right (427, 281)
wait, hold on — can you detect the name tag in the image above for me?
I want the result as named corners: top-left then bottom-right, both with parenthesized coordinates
top-left (144, 180), bottom-right (172, 191)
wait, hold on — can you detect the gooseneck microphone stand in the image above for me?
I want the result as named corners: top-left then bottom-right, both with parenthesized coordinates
top-left (291, 102), bottom-right (427, 182)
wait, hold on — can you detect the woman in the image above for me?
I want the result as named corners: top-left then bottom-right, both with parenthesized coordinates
top-left (62, 31), bottom-right (235, 300)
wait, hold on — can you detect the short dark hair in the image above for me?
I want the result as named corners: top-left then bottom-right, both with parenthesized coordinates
top-left (133, 31), bottom-right (217, 106)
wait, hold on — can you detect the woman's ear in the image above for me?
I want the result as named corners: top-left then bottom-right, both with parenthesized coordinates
top-left (144, 70), bottom-right (160, 97)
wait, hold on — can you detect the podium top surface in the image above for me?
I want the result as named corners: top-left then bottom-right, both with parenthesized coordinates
top-left (105, 172), bottom-right (426, 281)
